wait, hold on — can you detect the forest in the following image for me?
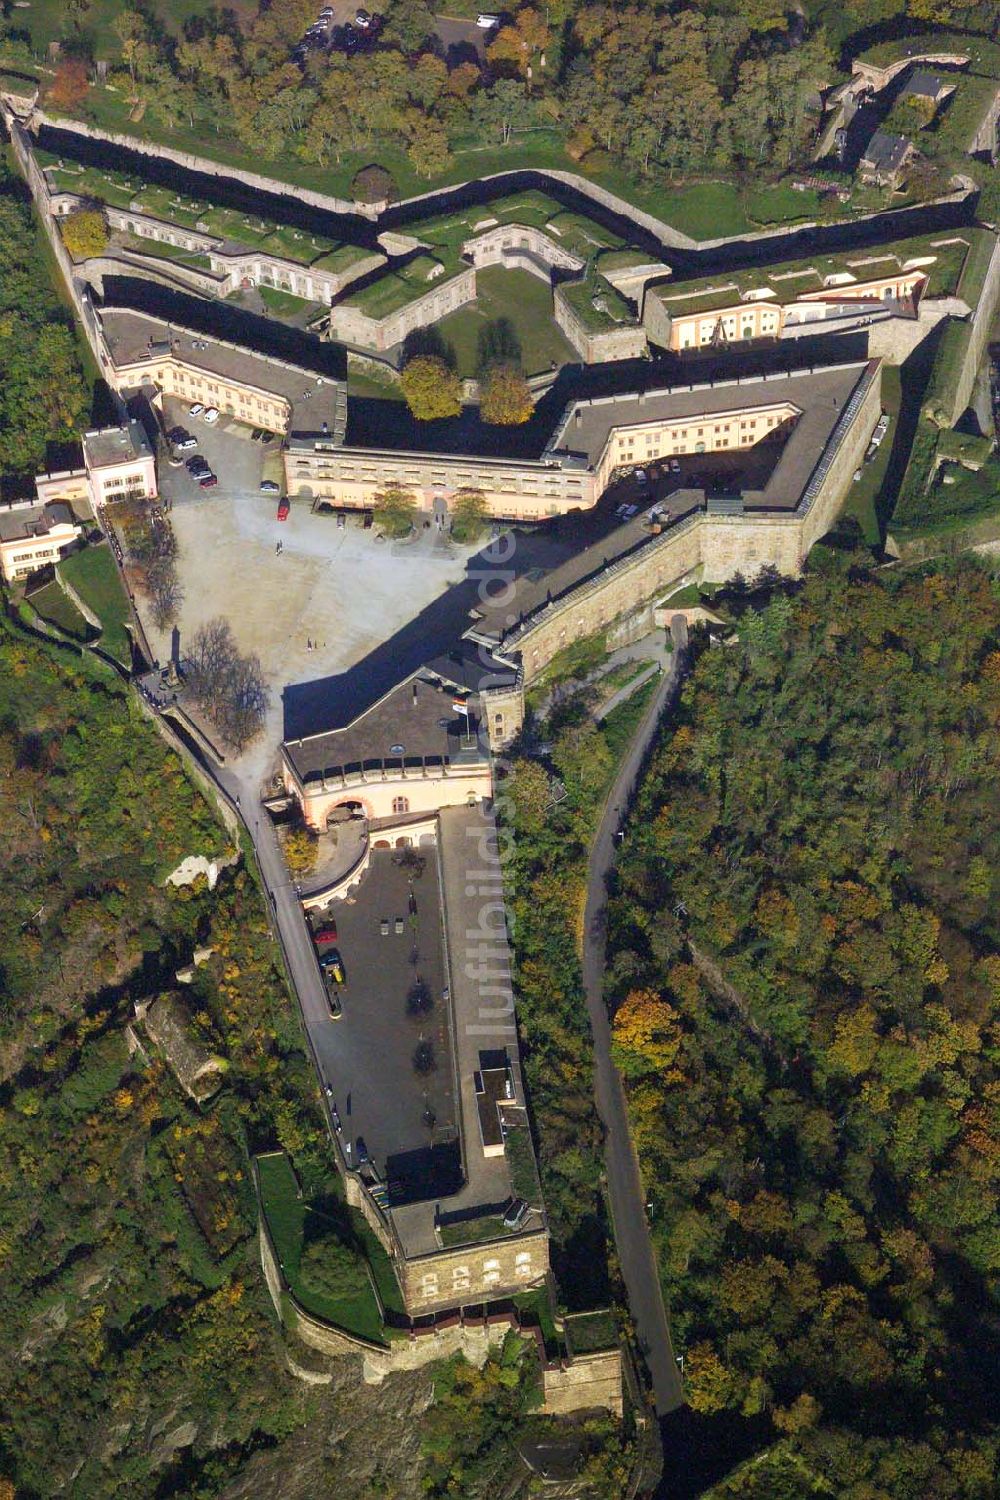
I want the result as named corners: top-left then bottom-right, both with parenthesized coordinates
top-left (5, 0), bottom-right (976, 199)
top-left (0, 617), bottom-right (560, 1498)
top-left (606, 558), bottom-right (1000, 1496)
top-left (0, 156), bottom-right (88, 490)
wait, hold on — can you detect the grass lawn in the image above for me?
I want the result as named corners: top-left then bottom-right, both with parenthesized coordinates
top-left (839, 364), bottom-right (902, 546)
top-left (54, 87), bottom-right (746, 242)
top-left (435, 266), bottom-right (577, 378)
top-left (256, 1152), bottom-right (389, 1345)
top-left (347, 371), bottom-right (405, 401)
top-left (256, 284), bottom-right (319, 317)
top-left (26, 579), bottom-right (92, 640)
top-left (657, 181), bottom-right (750, 240)
top-left (15, 0), bottom-right (255, 60)
top-left (59, 543), bottom-right (132, 664)
top-left (745, 182), bottom-right (822, 225)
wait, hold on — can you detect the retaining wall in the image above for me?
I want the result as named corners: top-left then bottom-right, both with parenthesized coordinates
top-left (950, 233), bottom-right (1000, 422)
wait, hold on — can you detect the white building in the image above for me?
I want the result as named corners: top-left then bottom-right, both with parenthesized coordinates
top-left (0, 500), bottom-right (82, 582)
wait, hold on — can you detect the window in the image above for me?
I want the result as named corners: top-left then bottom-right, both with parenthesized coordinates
top-left (392, 796), bottom-right (409, 814)
top-left (420, 1272), bottom-right (439, 1297)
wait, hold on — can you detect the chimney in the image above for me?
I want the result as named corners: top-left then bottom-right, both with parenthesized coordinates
top-left (412, 682), bottom-right (418, 706)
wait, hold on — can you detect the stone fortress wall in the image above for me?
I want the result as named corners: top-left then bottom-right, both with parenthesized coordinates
top-left (498, 362), bottom-right (882, 685)
top-left (553, 283), bottom-right (649, 363)
top-left (48, 188), bottom-right (385, 304)
top-left (327, 264), bottom-right (477, 351)
top-left (461, 220), bottom-right (585, 277)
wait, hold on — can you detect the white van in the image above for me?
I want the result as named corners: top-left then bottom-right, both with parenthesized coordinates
top-left (477, 13), bottom-right (500, 27)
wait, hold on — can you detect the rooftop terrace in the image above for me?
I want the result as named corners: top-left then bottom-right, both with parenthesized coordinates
top-left (646, 230), bottom-right (982, 319)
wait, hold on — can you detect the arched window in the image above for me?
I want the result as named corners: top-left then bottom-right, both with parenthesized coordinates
top-left (392, 796), bottom-right (409, 815)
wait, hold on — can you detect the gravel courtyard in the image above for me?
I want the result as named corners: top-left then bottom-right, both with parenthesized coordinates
top-left (145, 481), bottom-right (474, 784)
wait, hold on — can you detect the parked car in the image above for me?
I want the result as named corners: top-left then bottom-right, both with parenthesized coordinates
top-left (188, 402), bottom-right (204, 417)
top-left (277, 498), bottom-right (290, 521)
top-left (669, 458), bottom-right (681, 473)
top-left (175, 434), bottom-right (198, 451)
top-left (260, 480), bottom-right (280, 494)
top-left (167, 425), bottom-right (189, 443)
top-left (355, 1136), bottom-right (369, 1165)
top-left (198, 473), bottom-right (218, 488)
top-left (477, 12), bottom-right (500, 26)
top-left (260, 432), bottom-right (275, 444)
top-left (380, 917), bottom-right (389, 936)
top-left (250, 427), bottom-right (264, 441)
top-left (355, 7), bottom-right (371, 24)
top-left (202, 406), bottom-right (220, 424)
top-left (314, 922), bottom-right (338, 943)
top-left (167, 452), bottom-right (185, 467)
top-left (186, 455), bottom-right (209, 473)
top-left (331, 1104), bottom-right (342, 1131)
top-left (326, 986), bottom-right (343, 1020)
top-left (320, 949), bottom-right (345, 984)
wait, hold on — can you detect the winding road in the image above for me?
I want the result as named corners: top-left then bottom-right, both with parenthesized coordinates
top-left (581, 614), bottom-right (689, 1417)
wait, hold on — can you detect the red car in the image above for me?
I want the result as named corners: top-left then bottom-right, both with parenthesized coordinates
top-left (277, 498), bottom-right (290, 521)
top-left (314, 923), bottom-right (338, 944)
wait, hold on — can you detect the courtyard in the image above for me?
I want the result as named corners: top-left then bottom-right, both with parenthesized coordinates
top-left (434, 266), bottom-right (579, 379)
top-left (147, 402), bottom-right (476, 784)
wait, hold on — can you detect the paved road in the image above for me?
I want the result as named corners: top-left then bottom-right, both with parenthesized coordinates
top-left (581, 615), bottom-right (689, 1417)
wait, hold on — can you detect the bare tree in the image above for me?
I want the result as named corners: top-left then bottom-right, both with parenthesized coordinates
top-left (185, 617), bottom-right (269, 750)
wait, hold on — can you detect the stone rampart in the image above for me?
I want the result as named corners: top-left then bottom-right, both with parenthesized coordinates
top-left (950, 233), bottom-right (1000, 422)
top-left (328, 265), bottom-right (477, 352)
top-left (542, 1349), bottom-right (623, 1417)
top-left (554, 285), bottom-right (648, 364)
top-left (462, 222), bottom-right (583, 277)
top-left (509, 362), bottom-right (880, 680)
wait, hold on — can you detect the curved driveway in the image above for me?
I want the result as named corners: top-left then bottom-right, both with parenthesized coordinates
top-left (581, 615), bottom-right (689, 1416)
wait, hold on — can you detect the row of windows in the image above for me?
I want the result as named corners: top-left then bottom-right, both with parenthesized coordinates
top-left (419, 1250), bottom-right (534, 1297)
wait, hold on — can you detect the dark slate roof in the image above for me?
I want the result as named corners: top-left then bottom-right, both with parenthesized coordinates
top-left (862, 131), bottom-right (912, 173)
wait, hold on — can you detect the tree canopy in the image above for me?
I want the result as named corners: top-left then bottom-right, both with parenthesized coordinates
top-left (480, 365), bottom-right (534, 426)
top-left (607, 559), bottom-right (1000, 1495)
top-left (372, 482), bottom-right (417, 537)
top-left (60, 208), bottom-right (108, 260)
top-left (400, 354), bottom-right (462, 421)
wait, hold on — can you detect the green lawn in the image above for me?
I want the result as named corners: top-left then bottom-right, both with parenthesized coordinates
top-left (839, 364), bottom-right (901, 546)
top-left (347, 371), bottom-right (405, 401)
top-left (657, 181), bottom-right (750, 240)
top-left (256, 1152), bottom-right (390, 1345)
top-left (256, 284), bottom-right (319, 317)
top-left (435, 266), bottom-right (577, 377)
top-left (14, 0), bottom-right (254, 60)
top-left (59, 543), bottom-right (132, 664)
top-left (26, 579), bottom-right (92, 640)
top-left (54, 86), bottom-right (746, 242)
top-left (745, 182), bottom-right (822, 225)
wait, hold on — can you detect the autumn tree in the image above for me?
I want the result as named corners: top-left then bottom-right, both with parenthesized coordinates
top-left (372, 483), bottom-right (417, 538)
top-left (284, 826), bottom-right (318, 876)
top-left (611, 989), bottom-right (683, 1078)
top-left (350, 164), bottom-right (398, 205)
top-left (450, 488), bottom-right (489, 545)
top-left (400, 354), bottom-right (462, 420)
top-left (480, 365), bottom-right (534, 426)
top-left (47, 59), bottom-right (90, 112)
top-left (60, 209), bottom-right (108, 261)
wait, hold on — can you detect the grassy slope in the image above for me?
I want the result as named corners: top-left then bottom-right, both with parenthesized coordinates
top-left (59, 541), bottom-right (132, 663)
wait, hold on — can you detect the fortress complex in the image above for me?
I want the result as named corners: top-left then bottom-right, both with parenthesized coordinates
top-left (642, 229), bottom-right (984, 351)
top-left (287, 359), bottom-right (878, 522)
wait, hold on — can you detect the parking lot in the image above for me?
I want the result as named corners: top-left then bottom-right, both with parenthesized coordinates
top-left (148, 398), bottom-right (474, 784)
top-left (308, 848), bottom-right (460, 1203)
